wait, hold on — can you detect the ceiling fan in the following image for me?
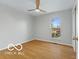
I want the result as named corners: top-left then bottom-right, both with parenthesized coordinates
top-left (27, 0), bottom-right (46, 13)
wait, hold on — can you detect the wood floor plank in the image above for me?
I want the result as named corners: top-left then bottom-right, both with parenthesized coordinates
top-left (0, 40), bottom-right (76, 59)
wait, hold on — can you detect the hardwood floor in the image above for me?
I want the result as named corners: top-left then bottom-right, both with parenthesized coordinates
top-left (0, 40), bottom-right (76, 59)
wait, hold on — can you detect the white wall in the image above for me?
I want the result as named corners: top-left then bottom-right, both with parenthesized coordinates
top-left (34, 9), bottom-right (72, 45)
top-left (0, 5), bottom-right (33, 50)
top-left (0, 4), bottom-right (73, 50)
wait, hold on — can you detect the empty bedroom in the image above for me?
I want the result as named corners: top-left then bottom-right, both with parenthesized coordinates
top-left (0, 0), bottom-right (78, 59)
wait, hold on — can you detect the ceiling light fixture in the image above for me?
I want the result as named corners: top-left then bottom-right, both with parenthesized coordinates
top-left (35, 9), bottom-right (40, 12)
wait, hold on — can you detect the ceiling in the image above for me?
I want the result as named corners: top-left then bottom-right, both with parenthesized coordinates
top-left (0, 0), bottom-right (74, 16)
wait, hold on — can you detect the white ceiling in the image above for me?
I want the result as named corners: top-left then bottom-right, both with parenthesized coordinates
top-left (0, 0), bottom-right (74, 16)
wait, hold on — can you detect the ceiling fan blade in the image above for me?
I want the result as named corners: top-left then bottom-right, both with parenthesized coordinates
top-left (39, 9), bottom-right (46, 12)
top-left (36, 0), bottom-right (40, 9)
top-left (27, 9), bottom-right (35, 11)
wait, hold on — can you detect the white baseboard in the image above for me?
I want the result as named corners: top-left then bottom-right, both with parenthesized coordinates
top-left (0, 38), bottom-right (73, 51)
top-left (34, 38), bottom-right (72, 47)
top-left (0, 39), bottom-right (33, 51)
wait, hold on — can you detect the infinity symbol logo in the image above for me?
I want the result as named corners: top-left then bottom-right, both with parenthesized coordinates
top-left (8, 43), bottom-right (23, 51)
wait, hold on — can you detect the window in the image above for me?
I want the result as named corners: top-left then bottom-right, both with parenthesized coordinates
top-left (51, 17), bottom-right (61, 38)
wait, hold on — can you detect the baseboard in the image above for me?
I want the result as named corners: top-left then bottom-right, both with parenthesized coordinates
top-left (0, 38), bottom-right (73, 51)
top-left (0, 39), bottom-right (33, 51)
top-left (34, 38), bottom-right (73, 48)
